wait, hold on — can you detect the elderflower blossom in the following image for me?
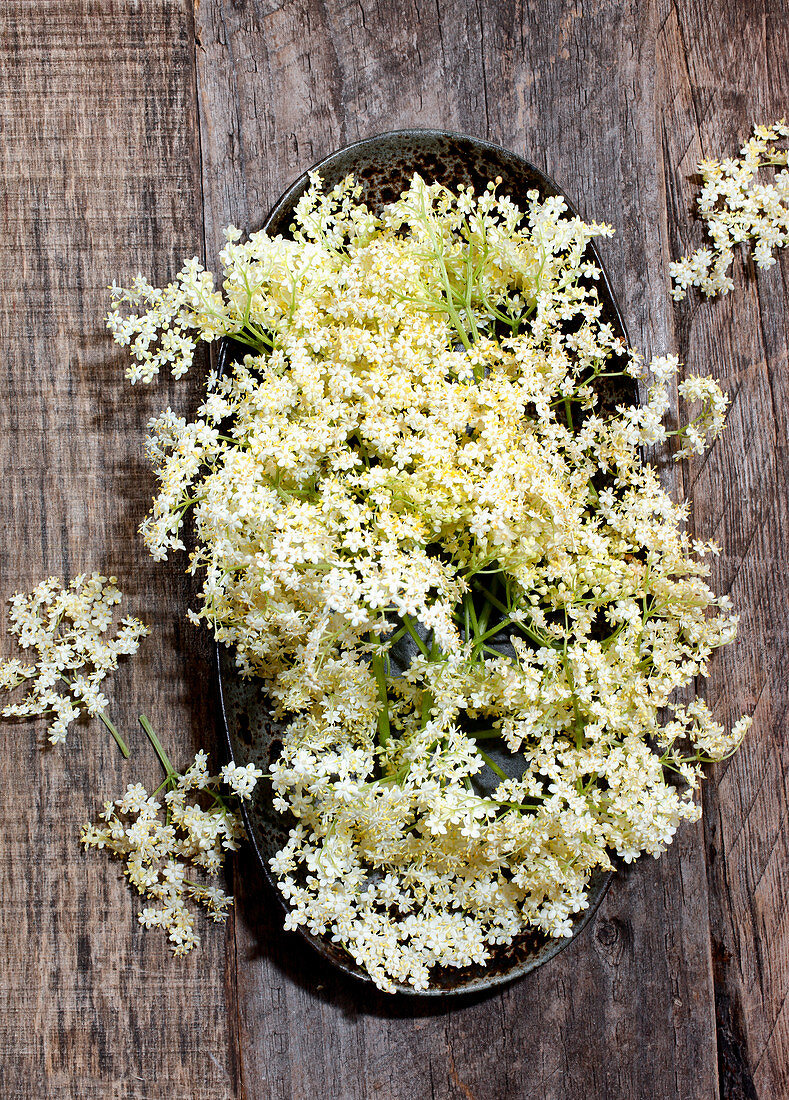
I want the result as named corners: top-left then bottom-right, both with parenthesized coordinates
top-left (670, 120), bottom-right (789, 299)
top-left (111, 173), bottom-right (749, 991)
top-left (82, 737), bottom-right (261, 955)
top-left (0, 574), bottom-right (148, 747)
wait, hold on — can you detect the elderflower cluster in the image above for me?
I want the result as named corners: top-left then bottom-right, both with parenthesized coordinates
top-left (82, 746), bottom-right (262, 955)
top-left (671, 120), bottom-right (789, 299)
top-left (110, 173), bottom-right (749, 991)
top-left (0, 574), bottom-right (148, 745)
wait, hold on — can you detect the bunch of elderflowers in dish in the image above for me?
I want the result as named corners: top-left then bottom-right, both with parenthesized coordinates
top-left (0, 573), bottom-right (148, 755)
top-left (82, 716), bottom-right (262, 955)
top-left (671, 119), bottom-right (789, 299)
top-left (109, 171), bottom-right (750, 990)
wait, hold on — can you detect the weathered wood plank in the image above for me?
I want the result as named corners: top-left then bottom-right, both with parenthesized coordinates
top-left (658, 3), bottom-right (789, 1096)
top-left (195, 2), bottom-right (724, 1097)
top-left (4, 0), bottom-right (786, 1095)
top-left (0, 3), bottom-right (238, 1097)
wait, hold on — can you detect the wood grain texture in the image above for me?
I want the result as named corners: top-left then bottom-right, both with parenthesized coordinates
top-left (0, 3), bottom-right (237, 1098)
top-left (657, 3), bottom-right (789, 1097)
top-left (1, 0), bottom-right (787, 1096)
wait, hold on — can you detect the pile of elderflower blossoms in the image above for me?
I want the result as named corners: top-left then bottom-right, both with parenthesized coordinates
top-left (108, 172), bottom-right (749, 991)
top-left (0, 574), bottom-right (148, 754)
top-left (82, 717), bottom-right (262, 955)
top-left (671, 119), bottom-right (789, 299)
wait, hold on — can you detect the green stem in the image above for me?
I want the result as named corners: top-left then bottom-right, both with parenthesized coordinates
top-left (370, 653), bottom-right (391, 748)
top-left (473, 582), bottom-right (555, 648)
top-left (477, 747), bottom-right (509, 782)
top-left (563, 396), bottom-right (575, 431)
top-left (58, 673), bottom-right (129, 758)
top-left (139, 714), bottom-right (177, 778)
top-left (372, 762), bottom-right (411, 787)
top-left (476, 616), bottom-right (516, 646)
top-left (98, 710), bottom-right (130, 758)
top-left (386, 622), bottom-right (410, 647)
top-left (401, 614), bottom-right (430, 657)
top-left (490, 798), bottom-right (542, 813)
top-left (476, 590), bottom-right (493, 636)
top-left (472, 582), bottom-right (509, 618)
top-left (420, 689), bottom-right (434, 729)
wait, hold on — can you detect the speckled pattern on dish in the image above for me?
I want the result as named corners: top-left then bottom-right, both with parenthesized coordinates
top-left (216, 130), bottom-right (633, 996)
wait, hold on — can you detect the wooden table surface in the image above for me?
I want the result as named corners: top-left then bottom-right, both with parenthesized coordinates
top-left (2, 2), bottom-right (788, 1097)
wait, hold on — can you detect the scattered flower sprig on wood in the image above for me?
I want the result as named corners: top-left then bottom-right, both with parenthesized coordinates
top-left (81, 715), bottom-right (262, 955)
top-left (0, 574), bottom-right (148, 755)
top-left (670, 119), bottom-right (789, 299)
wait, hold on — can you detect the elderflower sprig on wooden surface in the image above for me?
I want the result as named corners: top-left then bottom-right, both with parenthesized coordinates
top-left (670, 120), bottom-right (789, 299)
top-left (110, 172), bottom-right (749, 991)
top-left (0, 574), bottom-right (148, 755)
top-left (82, 715), bottom-right (262, 955)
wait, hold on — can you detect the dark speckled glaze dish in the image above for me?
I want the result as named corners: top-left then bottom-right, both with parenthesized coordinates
top-left (216, 130), bottom-right (633, 997)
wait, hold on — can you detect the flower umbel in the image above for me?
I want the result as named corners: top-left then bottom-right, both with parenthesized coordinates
top-left (81, 715), bottom-right (262, 955)
top-left (0, 574), bottom-right (148, 754)
top-left (670, 119), bottom-right (789, 299)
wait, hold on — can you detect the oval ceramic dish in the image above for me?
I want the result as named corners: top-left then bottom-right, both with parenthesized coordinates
top-left (216, 129), bottom-right (634, 996)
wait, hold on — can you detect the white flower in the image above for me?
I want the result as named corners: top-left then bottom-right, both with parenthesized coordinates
top-left (671, 120), bottom-right (789, 299)
top-left (0, 574), bottom-right (148, 748)
top-left (220, 761), bottom-right (264, 800)
top-left (83, 743), bottom-right (254, 956)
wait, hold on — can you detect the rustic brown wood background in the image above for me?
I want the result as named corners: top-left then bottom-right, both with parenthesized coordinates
top-left (1, 1), bottom-right (787, 1097)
